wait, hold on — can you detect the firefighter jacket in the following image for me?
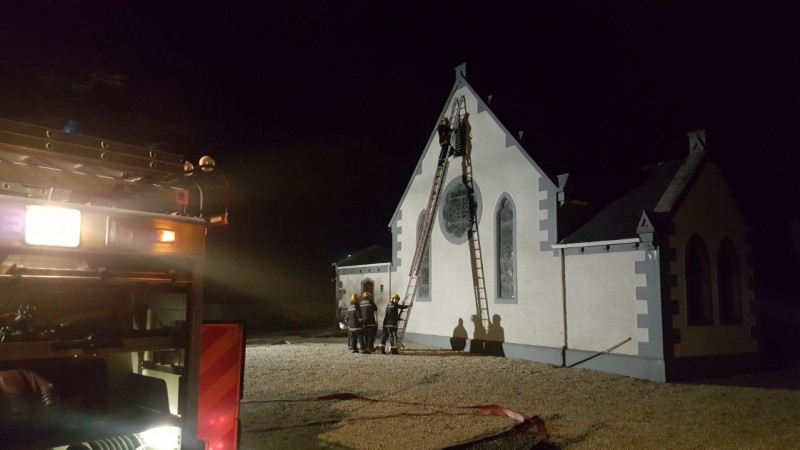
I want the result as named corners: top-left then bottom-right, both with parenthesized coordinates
top-left (382, 303), bottom-right (409, 329)
top-left (359, 300), bottom-right (378, 327)
top-left (345, 303), bottom-right (362, 330)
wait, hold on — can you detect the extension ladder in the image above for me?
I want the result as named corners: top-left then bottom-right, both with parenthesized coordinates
top-left (461, 145), bottom-right (490, 333)
top-left (397, 96), bottom-right (466, 348)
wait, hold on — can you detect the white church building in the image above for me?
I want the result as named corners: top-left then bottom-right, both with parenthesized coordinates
top-left (387, 64), bottom-right (758, 382)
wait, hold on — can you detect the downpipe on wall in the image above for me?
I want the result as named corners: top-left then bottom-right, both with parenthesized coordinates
top-left (560, 247), bottom-right (568, 367)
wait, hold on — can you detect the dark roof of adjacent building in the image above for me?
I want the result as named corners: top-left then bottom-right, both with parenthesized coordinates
top-left (334, 245), bottom-right (391, 267)
top-left (560, 158), bottom-right (685, 244)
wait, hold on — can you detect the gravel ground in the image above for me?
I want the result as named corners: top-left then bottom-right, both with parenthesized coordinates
top-left (239, 331), bottom-right (800, 449)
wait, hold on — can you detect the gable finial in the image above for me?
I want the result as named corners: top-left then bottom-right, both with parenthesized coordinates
top-left (637, 211), bottom-right (655, 245)
top-left (454, 62), bottom-right (467, 80)
top-left (687, 129), bottom-right (706, 154)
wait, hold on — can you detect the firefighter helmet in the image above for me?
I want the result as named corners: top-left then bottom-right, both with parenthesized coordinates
top-left (391, 293), bottom-right (400, 301)
top-left (362, 291), bottom-right (372, 300)
top-left (350, 293), bottom-right (360, 302)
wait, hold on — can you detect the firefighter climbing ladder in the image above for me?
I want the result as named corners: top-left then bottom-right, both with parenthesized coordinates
top-left (397, 96), bottom-right (472, 348)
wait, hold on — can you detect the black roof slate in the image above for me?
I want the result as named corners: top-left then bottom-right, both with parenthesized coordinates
top-left (560, 158), bottom-right (685, 244)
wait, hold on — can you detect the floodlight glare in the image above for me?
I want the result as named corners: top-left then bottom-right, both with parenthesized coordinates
top-left (139, 425), bottom-right (181, 450)
top-left (24, 205), bottom-right (81, 248)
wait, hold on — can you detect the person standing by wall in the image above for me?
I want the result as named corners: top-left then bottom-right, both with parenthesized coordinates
top-left (379, 293), bottom-right (410, 354)
top-left (345, 293), bottom-right (363, 354)
top-left (359, 291), bottom-right (378, 353)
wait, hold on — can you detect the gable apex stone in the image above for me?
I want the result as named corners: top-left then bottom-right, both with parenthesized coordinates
top-left (687, 129), bottom-right (707, 154)
top-left (454, 62), bottom-right (467, 80)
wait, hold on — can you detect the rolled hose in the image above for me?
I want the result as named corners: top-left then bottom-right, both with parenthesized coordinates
top-left (66, 434), bottom-right (143, 450)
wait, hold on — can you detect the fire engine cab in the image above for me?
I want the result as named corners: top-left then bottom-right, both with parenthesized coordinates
top-left (0, 118), bottom-right (233, 450)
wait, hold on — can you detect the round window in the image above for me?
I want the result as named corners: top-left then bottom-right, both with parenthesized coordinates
top-left (439, 178), bottom-right (482, 244)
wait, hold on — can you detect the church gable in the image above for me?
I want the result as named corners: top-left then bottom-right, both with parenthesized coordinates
top-left (389, 64), bottom-right (556, 229)
top-left (390, 65), bottom-right (566, 352)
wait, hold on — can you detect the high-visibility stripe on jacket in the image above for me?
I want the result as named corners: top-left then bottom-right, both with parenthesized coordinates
top-left (382, 303), bottom-right (408, 329)
top-left (359, 300), bottom-right (377, 327)
top-left (345, 303), bottom-right (362, 330)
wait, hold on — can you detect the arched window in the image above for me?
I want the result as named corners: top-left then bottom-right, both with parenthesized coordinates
top-left (717, 238), bottom-right (743, 324)
top-left (417, 211), bottom-right (431, 300)
top-left (496, 196), bottom-right (515, 300)
top-left (361, 279), bottom-right (374, 300)
top-left (685, 234), bottom-right (712, 325)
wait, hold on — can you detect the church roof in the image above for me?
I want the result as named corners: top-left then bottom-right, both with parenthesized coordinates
top-left (560, 158), bottom-right (686, 244)
top-left (334, 245), bottom-right (391, 267)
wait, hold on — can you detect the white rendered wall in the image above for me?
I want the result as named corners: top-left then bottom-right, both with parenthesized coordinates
top-left (394, 85), bottom-right (564, 349)
top-left (668, 162), bottom-right (757, 357)
top-left (565, 249), bottom-right (649, 355)
top-left (337, 268), bottom-right (393, 321)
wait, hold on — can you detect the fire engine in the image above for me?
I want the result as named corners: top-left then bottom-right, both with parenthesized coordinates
top-left (0, 118), bottom-right (242, 450)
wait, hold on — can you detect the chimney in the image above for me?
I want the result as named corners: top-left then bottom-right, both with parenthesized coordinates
top-left (454, 62), bottom-right (467, 80)
top-left (687, 129), bottom-right (706, 154)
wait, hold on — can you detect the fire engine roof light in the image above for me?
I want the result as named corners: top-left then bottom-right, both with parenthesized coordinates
top-left (198, 155), bottom-right (215, 172)
top-left (24, 205), bottom-right (81, 248)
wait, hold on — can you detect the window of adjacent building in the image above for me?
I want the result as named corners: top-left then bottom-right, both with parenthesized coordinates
top-left (361, 279), bottom-right (374, 300)
top-left (417, 211), bottom-right (431, 300)
top-left (685, 234), bottom-right (712, 325)
top-left (717, 237), bottom-right (743, 325)
top-left (496, 196), bottom-right (516, 301)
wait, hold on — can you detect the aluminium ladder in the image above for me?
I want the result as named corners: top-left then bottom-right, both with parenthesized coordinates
top-left (461, 142), bottom-right (491, 334)
top-left (397, 96), bottom-right (466, 348)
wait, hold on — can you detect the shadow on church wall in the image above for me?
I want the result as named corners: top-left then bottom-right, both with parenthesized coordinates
top-left (484, 314), bottom-right (505, 356)
top-left (451, 314), bottom-right (505, 356)
top-left (450, 317), bottom-right (468, 351)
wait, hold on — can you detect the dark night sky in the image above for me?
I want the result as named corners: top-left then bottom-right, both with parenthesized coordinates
top-left (1, 1), bottom-right (798, 327)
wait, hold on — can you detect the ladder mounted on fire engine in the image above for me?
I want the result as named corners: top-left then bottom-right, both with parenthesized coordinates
top-left (397, 96), bottom-right (466, 348)
top-left (0, 118), bottom-right (229, 224)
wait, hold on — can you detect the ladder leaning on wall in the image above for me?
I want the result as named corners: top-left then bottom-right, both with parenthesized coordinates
top-left (396, 95), bottom-right (466, 348)
top-left (461, 126), bottom-right (491, 335)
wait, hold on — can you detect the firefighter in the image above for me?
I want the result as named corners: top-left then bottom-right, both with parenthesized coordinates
top-left (437, 117), bottom-right (452, 162)
top-left (359, 291), bottom-right (378, 353)
top-left (379, 293), bottom-right (410, 354)
top-left (345, 293), bottom-right (363, 353)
